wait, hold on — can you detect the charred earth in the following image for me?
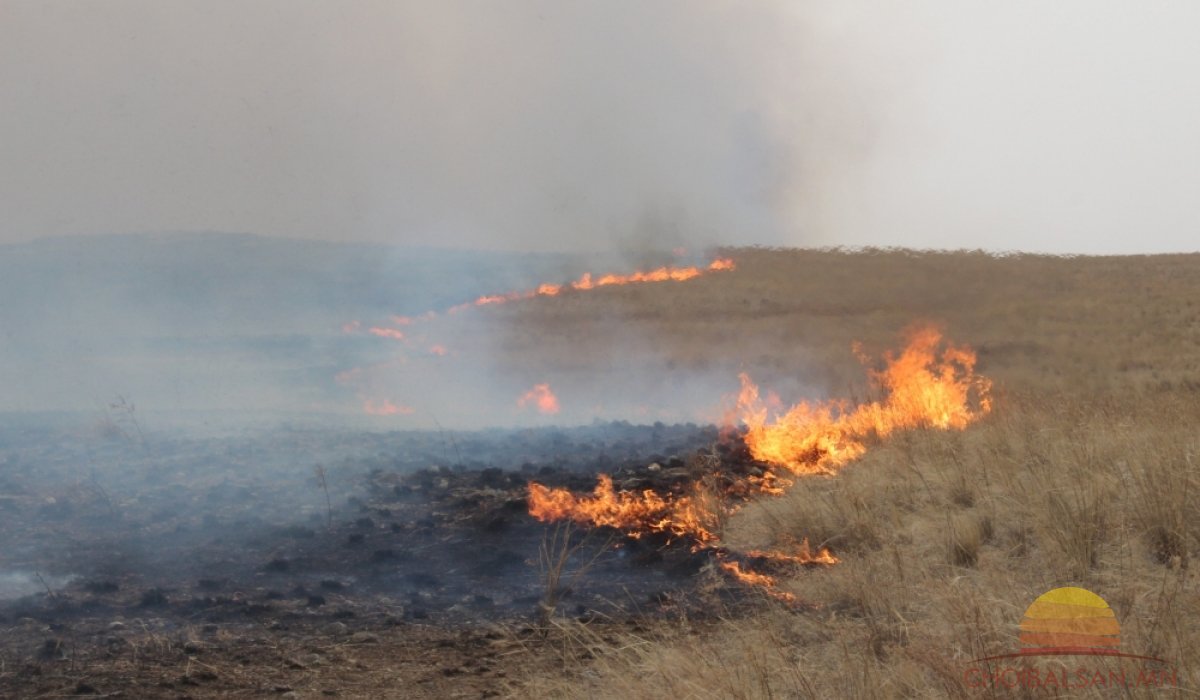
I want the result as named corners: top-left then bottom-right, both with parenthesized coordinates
top-left (0, 418), bottom-right (793, 697)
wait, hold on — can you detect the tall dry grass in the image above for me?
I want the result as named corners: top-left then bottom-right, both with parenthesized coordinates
top-left (498, 249), bottom-right (1200, 698)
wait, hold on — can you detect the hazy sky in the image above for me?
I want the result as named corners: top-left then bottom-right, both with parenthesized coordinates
top-left (2, 1), bottom-right (1198, 253)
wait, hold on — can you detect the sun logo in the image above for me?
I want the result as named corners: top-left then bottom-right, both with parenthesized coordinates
top-left (963, 586), bottom-right (1178, 690)
top-left (972, 586), bottom-right (1166, 664)
top-left (1019, 587), bottom-right (1120, 656)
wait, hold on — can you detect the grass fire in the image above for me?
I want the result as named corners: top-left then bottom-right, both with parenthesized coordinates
top-left (4, 243), bottom-right (1199, 698)
top-left (527, 326), bottom-right (991, 601)
top-left (4, 3), bottom-right (1199, 697)
top-left (449, 258), bottom-right (736, 313)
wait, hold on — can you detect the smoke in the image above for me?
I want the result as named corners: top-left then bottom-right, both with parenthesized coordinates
top-left (5, 2), bottom-right (1200, 252)
top-left (807, 2), bottom-right (1200, 254)
top-left (0, 1), bottom-right (889, 252)
top-left (6, 2), bottom-right (1200, 420)
top-left (0, 234), bottom-right (758, 424)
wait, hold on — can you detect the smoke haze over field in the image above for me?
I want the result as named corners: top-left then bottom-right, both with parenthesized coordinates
top-left (2, 2), bottom-right (1199, 253)
top-left (0, 234), bottom-right (751, 421)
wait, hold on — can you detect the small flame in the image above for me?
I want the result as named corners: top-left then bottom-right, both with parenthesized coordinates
top-left (717, 561), bottom-right (796, 603)
top-left (745, 541), bottom-right (840, 567)
top-left (367, 327), bottom-right (406, 341)
top-left (363, 399), bottom-right (415, 416)
top-left (715, 541), bottom-right (839, 602)
top-left (428, 344), bottom-right (449, 356)
top-left (518, 383), bottom-right (560, 414)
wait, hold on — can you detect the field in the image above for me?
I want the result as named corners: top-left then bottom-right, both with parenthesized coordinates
top-left (506, 248), bottom-right (1200, 697)
top-left (2, 247), bottom-right (1198, 698)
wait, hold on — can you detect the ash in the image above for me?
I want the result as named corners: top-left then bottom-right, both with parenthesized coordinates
top-left (0, 419), bottom-right (728, 631)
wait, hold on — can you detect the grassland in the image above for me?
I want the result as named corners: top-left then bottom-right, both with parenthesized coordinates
top-left (4, 245), bottom-right (1196, 698)
top-left (499, 247), bottom-right (1200, 698)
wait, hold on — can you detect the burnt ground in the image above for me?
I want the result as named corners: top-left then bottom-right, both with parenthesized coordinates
top-left (0, 418), bottom-right (782, 698)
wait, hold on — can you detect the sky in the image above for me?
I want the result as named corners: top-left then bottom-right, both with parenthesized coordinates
top-left (2, 1), bottom-right (1199, 254)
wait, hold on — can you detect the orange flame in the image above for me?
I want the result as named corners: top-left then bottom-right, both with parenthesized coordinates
top-left (738, 326), bottom-right (991, 476)
top-left (528, 475), bottom-right (717, 545)
top-left (527, 471), bottom-right (836, 599)
top-left (717, 561), bottom-right (797, 603)
top-left (720, 541), bottom-right (840, 602)
top-left (367, 327), bottom-right (406, 341)
top-left (363, 399), bottom-right (415, 416)
top-left (518, 383), bottom-right (561, 414)
top-left (527, 327), bottom-right (988, 600)
top-left (745, 541), bottom-right (840, 567)
top-left (449, 258), bottom-right (735, 313)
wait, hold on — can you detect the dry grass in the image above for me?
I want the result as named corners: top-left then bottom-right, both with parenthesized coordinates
top-left (496, 248), bottom-right (1200, 698)
top-left (537, 522), bottom-right (611, 624)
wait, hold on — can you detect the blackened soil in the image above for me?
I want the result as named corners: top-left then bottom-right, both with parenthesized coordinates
top-left (0, 420), bottom-right (780, 697)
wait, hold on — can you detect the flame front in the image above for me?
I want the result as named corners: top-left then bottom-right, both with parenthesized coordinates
top-left (450, 258), bottom-right (734, 313)
top-left (739, 326), bottom-right (992, 477)
top-left (527, 327), bottom-right (990, 601)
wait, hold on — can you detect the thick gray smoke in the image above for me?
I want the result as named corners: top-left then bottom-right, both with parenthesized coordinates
top-left (2, 0), bottom-right (1200, 252)
top-left (0, 1), bottom-right (875, 251)
top-left (4, 2), bottom-right (1200, 253)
